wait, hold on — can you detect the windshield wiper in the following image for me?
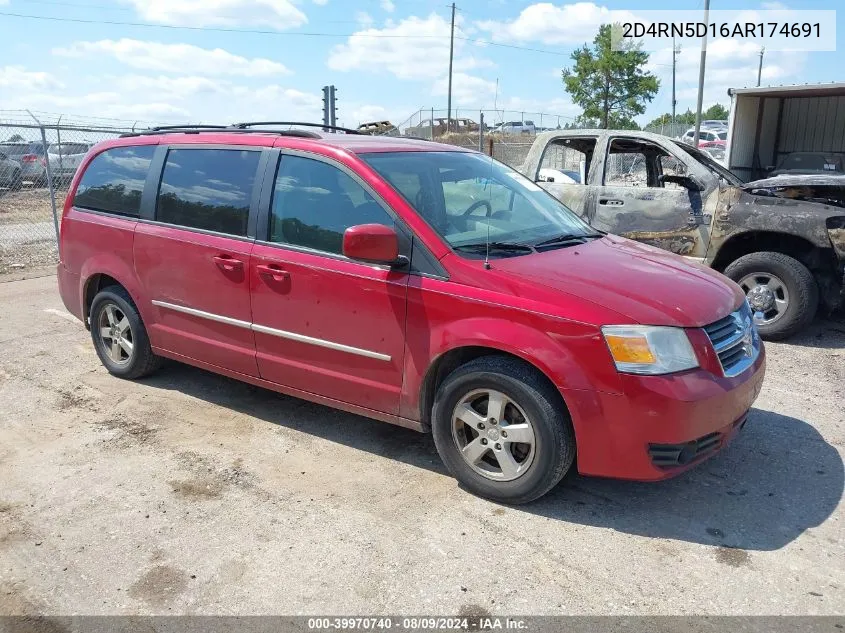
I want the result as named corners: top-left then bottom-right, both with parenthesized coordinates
top-left (532, 232), bottom-right (602, 248)
top-left (453, 241), bottom-right (534, 253)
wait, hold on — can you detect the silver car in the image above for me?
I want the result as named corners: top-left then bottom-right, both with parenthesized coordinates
top-left (0, 150), bottom-right (22, 189)
top-left (48, 141), bottom-right (94, 181)
top-left (0, 141), bottom-right (47, 184)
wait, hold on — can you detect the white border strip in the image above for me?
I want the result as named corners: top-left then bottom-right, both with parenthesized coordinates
top-left (152, 300), bottom-right (391, 362)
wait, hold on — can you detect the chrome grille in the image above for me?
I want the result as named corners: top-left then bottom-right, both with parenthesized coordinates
top-left (703, 303), bottom-right (760, 377)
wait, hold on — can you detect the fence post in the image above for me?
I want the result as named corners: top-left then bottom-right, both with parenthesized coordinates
top-left (430, 107), bottom-right (434, 140)
top-left (38, 125), bottom-right (61, 247)
top-left (487, 137), bottom-right (494, 157)
top-left (479, 112), bottom-right (484, 152)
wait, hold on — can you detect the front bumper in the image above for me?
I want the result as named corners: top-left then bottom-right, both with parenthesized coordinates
top-left (563, 347), bottom-right (766, 481)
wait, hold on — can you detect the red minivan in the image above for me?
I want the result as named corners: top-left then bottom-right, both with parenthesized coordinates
top-left (57, 123), bottom-right (765, 503)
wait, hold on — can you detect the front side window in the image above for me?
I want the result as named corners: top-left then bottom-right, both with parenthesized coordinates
top-left (362, 151), bottom-right (594, 253)
top-left (270, 155), bottom-right (395, 255)
top-left (156, 148), bottom-right (260, 236)
top-left (73, 145), bottom-right (155, 216)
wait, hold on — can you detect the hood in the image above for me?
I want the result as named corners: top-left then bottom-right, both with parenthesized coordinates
top-left (492, 235), bottom-right (743, 328)
top-left (744, 174), bottom-right (845, 188)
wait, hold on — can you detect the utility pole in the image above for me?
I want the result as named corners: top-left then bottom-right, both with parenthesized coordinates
top-left (446, 2), bottom-right (456, 134)
top-left (757, 47), bottom-right (765, 87)
top-left (672, 37), bottom-right (680, 130)
top-left (693, 0), bottom-right (710, 147)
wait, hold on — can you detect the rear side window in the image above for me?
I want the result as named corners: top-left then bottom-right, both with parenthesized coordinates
top-left (269, 155), bottom-right (394, 255)
top-left (156, 149), bottom-right (260, 237)
top-left (73, 145), bottom-right (155, 216)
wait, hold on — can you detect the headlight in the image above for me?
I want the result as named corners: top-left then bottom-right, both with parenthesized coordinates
top-left (601, 325), bottom-right (699, 375)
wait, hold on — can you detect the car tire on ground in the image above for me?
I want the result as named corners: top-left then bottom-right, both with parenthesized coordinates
top-left (724, 251), bottom-right (818, 340)
top-left (9, 170), bottom-right (22, 191)
top-left (431, 355), bottom-right (576, 504)
top-left (90, 285), bottom-right (163, 379)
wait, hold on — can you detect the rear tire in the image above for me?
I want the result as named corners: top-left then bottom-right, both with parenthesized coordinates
top-left (90, 286), bottom-right (163, 379)
top-left (9, 170), bottom-right (22, 191)
top-left (724, 251), bottom-right (818, 340)
top-left (431, 356), bottom-right (575, 504)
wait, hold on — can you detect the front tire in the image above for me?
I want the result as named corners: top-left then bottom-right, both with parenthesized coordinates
top-left (90, 286), bottom-right (162, 379)
top-left (431, 356), bottom-right (576, 504)
top-left (724, 251), bottom-right (818, 340)
top-left (9, 170), bottom-right (22, 191)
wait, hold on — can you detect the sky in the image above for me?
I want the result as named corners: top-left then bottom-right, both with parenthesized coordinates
top-left (0, 0), bottom-right (842, 129)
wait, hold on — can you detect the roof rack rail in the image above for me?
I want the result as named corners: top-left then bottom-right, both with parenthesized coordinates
top-left (149, 124), bottom-right (229, 131)
top-left (120, 127), bottom-right (321, 139)
top-left (232, 121), bottom-right (361, 135)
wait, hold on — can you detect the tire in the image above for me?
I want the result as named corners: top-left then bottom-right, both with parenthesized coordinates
top-left (90, 285), bottom-right (163, 379)
top-left (9, 170), bottom-right (22, 191)
top-left (431, 356), bottom-right (576, 504)
top-left (724, 251), bottom-right (818, 341)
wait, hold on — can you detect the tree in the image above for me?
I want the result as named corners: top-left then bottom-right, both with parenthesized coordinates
top-left (562, 24), bottom-right (659, 129)
top-left (703, 103), bottom-right (729, 120)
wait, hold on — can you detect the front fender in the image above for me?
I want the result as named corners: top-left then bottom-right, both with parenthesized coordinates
top-left (400, 284), bottom-right (624, 421)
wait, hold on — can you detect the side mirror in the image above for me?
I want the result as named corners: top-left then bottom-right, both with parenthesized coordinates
top-left (343, 224), bottom-right (402, 266)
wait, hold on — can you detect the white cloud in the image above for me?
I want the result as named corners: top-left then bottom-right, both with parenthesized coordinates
top-left (120, 0), bottom-right (307, 29)
top-left (328, 13), bottom-right (491, 80)
top-left (54, 39), bottom-right (290, 77)
top-left (313, 0), bottom-right (328, 4)
top-left (0, 66), bottom-right (64, 91)
top-left (114, 75), bottom-right (226, 101)
top-left (355, 11), bottom-right (374, 26)
top-left (432, 73), bottom-right (497, 107)
top-left (381, 0), bottom-right (395, 12)
top-left (477, 2), bottom-right (638, 45)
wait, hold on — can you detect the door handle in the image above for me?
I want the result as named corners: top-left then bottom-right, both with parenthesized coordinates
top-left (599, 198), bottom-right (624, 206)
top-left (212, 255), bottom-right (244, 272)
top-left (256, 263), bottom-right (290, 282)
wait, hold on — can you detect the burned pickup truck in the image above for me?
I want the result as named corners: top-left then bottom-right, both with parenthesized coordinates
top-left (521, 130), bottom-right (845, 339)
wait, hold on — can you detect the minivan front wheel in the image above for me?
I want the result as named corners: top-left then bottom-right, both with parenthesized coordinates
top-left (90, 286), bottom-right (162, 379)
top-left (432, 356), bottom-right (576, 504)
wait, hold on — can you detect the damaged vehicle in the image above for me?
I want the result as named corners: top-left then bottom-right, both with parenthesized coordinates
top-left (525, 130), bottom-right (845, 339)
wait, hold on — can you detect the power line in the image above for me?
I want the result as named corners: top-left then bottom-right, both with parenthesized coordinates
top-left (0, 10), bottom-right (571, 56)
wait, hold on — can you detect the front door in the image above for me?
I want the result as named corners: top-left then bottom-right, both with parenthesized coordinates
top-left (134, 146), bottom-right (264, 376)
top-left (592, 137), bottom-right (712, 259)
top-left (250, 152), bottom-right (409, 415)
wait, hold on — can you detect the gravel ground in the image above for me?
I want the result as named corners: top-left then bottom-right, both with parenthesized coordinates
top-left (0, 274), bottom-right (843, 616)
top-left (0, 188), bottom-right (60, 274)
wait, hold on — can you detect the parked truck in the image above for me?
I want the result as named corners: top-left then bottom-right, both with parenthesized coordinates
top-left (520, 129), bottom-right (845, 339)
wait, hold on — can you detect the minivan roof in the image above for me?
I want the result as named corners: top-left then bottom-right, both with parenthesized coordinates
top-left (98, 130), bottom-right (472, 155)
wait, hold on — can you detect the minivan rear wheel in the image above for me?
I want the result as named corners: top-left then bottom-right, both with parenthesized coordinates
top-left (431, 356), bottom-right (576, 504)
top-left (90, 286), bottom-right (162, 379)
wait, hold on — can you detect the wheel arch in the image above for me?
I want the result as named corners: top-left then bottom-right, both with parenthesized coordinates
top-left (418, 345), bottom-right (571, 432)
top-left (80, 259), bottom-right (145, 330)
top-left (711, 230), bottom-right (830, 273)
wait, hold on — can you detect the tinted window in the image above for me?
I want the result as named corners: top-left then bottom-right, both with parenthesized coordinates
top-left (73, 145), bottom-right (155, 216)
top-left (156, 149), bottom-right (260, 236)
top-left (270, 155), bottom-right (394, 254)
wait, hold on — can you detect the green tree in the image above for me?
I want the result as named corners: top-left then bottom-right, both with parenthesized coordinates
top-left (562, 24), bottom-right (659, 129)
top-left (703, 103), bottom-right (729, 120)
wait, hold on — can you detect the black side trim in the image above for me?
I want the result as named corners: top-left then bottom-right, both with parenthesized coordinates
top-left (139, 145), bottom-right (167, 221)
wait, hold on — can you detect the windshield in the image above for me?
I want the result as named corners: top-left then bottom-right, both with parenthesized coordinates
top-left (673, 141), bottom-right (743, 185)
top-left (361, 151), bottom-right (595, 252)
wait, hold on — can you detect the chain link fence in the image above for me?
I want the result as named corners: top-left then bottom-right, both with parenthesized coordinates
top-left (369, 108), bottom-right (585, 172)
top-left (0, 113), bottom-right (141, 274)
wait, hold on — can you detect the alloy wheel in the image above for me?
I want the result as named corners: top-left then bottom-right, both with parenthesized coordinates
top-left (97, 303), bottom-right (134, 366)
top-left (451, 388), bottom-right (536, 481)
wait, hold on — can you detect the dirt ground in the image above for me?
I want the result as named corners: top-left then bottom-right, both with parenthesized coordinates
top-left (0, 274), bottom-right (843, 616)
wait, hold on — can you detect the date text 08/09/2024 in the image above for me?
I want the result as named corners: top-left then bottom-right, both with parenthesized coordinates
top-left (620, 21), bottom-right (821, 38)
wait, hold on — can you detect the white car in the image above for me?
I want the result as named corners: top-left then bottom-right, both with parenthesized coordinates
top-left (47, 142), bottom-right (94, 181)
top-left (491, 121), bottom-right (536, 135)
